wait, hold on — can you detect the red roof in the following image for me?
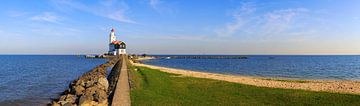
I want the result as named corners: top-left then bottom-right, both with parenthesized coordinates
top-left (111, 41), bottom-right (122, 44)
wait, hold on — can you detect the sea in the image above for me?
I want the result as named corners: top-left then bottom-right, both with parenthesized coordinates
top-left (142, 55), bottom-right (360, 81)
top-left (0, 55), bottom-right (107, 106)
top-left (1, 55), bottom-right (360, 105)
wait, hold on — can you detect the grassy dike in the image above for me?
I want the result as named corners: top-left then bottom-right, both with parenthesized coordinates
top-left (129, 65), bottom-right (360, 106)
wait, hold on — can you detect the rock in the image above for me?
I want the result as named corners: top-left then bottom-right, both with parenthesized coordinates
top-left (65, 94), bottom-right (76, 104)
top-left (90, 101), bottom-right (98, 105)
top-left (59, 95), bottom-right (67, 101)
top-left (97, 78), bottom-right (109, 90)
top-left (79, 102), bottom-right (91, 106)
top-left (59, 101), bottom-right (69, 106)
top-left (73, 85), bottom-right (85, 96)
top-left (85, 81), bottom-right (94, 88)
top-left (96, 101), bottom-right (108, 106)
top-left (94, 90), bottom-right (107, 103)
top-left (63, 102), bottom-right (73, 106)
top-left (84, 86), bottom-right (98, 96)
top-left (50, 58), bottom-right (118, 106)
top-left (51, 101), bottom-right (61, 106)
top-left (79, 95), bottom-right (93, 106)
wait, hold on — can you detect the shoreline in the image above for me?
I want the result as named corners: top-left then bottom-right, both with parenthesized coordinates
top-left (131, 58), bottom-right (360, 95)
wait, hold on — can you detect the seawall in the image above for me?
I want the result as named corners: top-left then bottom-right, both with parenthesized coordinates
top-left (51, 55), bottom-right (126, 106)
top-left (110, 55), bottom-right (131, 106)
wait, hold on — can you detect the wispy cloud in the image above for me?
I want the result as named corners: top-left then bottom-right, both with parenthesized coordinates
top-left (215, 2), bottom-right (256, 37)
top-left (30, 12), bottom-right (62, 24)
top-left (107, 10), bottom-right (136, 24)
top-left (216, 2), bottom-right (313, 40)
top-left (51, 0), bottom-right (136, 24)
top-left (147, 0), bottom-right (173, 14)
top-left (261, 8), bottom-right (309, 36)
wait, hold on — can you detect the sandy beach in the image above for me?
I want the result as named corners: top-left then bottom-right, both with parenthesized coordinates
top-left (131, 59), bottom-right (360, 95)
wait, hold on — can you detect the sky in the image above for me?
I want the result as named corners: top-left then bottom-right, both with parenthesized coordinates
top-left (0, 0), bottom-right (360, 55)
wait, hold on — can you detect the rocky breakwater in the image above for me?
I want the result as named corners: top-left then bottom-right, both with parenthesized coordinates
top-left (51, 57), bottom-right (120, 106)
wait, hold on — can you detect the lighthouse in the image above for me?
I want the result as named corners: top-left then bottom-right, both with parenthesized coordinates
top-left (108, 28), bottom-right (126, 55)
top-left (110, 28), bottom-right (116, 43)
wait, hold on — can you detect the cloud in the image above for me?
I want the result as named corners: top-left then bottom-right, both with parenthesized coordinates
top-left (261, 8), bottom-right (309, 36)
top-left (147, 0), bottom-right (173, 14)
top-left (107, 9), bottom-right (136, 24)
top-left (51, 0), bottom-right (136, 24)
top-left (216, 2), bottom-right (311, 39)
top-left (215, 2), bottom-right (256, 37)
top-left (30, 12), bottom-right (62, 24)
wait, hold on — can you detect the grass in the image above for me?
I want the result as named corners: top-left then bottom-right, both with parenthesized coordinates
top-left (129, 66), bottom-right (360, 106)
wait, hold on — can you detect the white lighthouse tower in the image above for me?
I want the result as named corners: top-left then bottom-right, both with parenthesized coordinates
top-left (110, 28), bottom-right (116, 43)
top-left (108, 28), bottom-right (126, 55)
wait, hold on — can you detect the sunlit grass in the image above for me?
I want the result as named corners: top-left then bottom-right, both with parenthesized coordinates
top-left (130, 66), bottom-right (360, 106)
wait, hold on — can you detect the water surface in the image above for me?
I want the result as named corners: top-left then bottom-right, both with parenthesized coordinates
top-left (0, 55), bottom-right (106, 105)
top-left (142, 55), bottom-right (360, 80)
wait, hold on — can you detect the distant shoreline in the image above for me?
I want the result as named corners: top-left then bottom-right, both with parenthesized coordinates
top-left (132, 57), bottom-right (360, 95)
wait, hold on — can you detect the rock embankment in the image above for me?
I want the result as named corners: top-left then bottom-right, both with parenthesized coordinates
top-left (51, 57), bottom-right (120, 106)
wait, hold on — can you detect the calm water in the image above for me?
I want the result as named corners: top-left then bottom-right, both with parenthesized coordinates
top-left (142, 55), bottom-right (360, 80)
top-left (0, 55), bottom-right (106, 106)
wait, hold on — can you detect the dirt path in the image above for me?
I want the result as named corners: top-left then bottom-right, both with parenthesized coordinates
top-left (131, 61), bottom-right (360, 95)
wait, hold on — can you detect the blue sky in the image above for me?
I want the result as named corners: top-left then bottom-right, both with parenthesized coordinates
top-left (0, 0), bottom-right (360, 54)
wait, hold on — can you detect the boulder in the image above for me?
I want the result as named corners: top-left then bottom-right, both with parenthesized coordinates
top-left (50, 57), bottom-right (117, 106)
top-left (59, 95), bottom-right (67, 101)
top-left (51, 101), bottom-right (61, 106)
top-left (65, 94), bottom-right (76, 104)
top-left (79, 95), bottom-right (93, 106)
top-left (63, 102), bottom-right (73, 106)
top-left (84, 86), bottom-right (98, 96)
top-left (94, 90), bottom-right (107, 103)
top-left (73, 85), bottom-right (85, 96)
top-left (97, 78), bottom-right (109, 91)
top-left (76, 80), bottom-right (86, 87)
top-left (90, 101), bottom-right (98, 105)
top-left (96, 101), bottom-right (108, 106)
top-left (85, 80), bottom-right (95, 88)
top-left (59, 101), bottom-right (69, 106)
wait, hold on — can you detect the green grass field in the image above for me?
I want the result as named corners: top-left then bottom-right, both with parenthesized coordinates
top-left (129, 66), bottom-right (360, 106)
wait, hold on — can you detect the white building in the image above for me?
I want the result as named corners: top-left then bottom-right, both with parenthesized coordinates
top-left (108, 28), bottom-right (126, 55)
